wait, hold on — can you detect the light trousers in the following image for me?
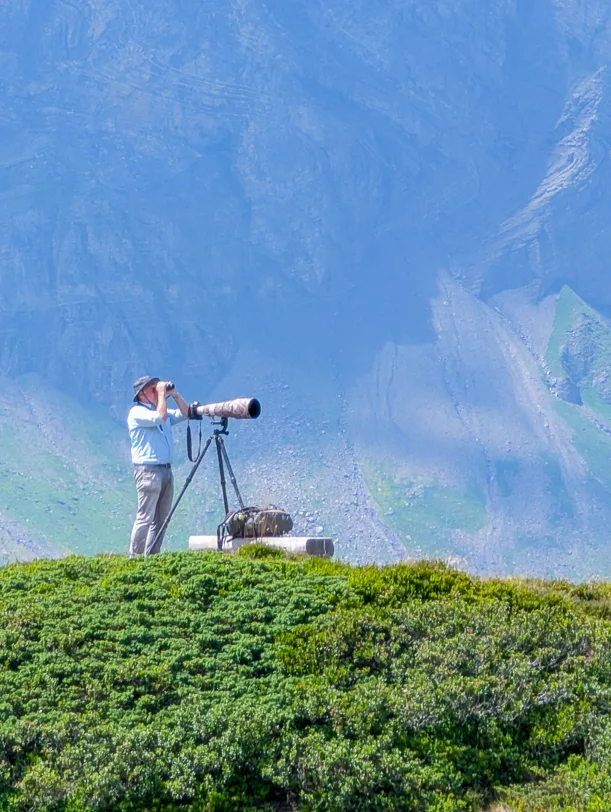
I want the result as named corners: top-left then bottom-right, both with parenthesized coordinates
top-left (129, 465), bottom-right (174, 557)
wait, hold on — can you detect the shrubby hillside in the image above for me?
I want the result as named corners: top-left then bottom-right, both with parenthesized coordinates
top-left (2, 550), bottom-right (611, 810)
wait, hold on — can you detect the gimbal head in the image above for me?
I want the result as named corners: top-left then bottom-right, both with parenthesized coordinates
top-left (211, 417), bottom-right (229, 436)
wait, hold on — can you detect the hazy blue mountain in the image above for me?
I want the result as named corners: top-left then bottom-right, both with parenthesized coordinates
top-left (3, 0), bottom-right (611, 576)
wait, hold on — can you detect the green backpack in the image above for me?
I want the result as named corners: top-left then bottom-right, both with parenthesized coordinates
top-left (218, 506), bottom-right (293, 549)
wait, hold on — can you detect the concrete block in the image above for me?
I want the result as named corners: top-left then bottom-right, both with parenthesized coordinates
top-left (188, 535), bottom-right (334, 558)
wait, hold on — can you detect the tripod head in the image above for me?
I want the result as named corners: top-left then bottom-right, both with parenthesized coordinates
top-left (211, 417), bottom-right (229, 437)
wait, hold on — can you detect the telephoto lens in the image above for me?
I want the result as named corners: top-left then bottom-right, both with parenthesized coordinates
top-left (189, 398), bottom-right (261, 420)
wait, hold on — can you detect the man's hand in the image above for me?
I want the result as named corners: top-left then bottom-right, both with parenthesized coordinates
top-left (155, 381), bottom-right (176, 397)
top-left (153, 380), bottom-right (188, 418)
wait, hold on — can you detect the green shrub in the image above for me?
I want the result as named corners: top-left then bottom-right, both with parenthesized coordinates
top-left (237, 544), bottom-right (288, 560)
top-left (1, 553), bottom-right (611, 809)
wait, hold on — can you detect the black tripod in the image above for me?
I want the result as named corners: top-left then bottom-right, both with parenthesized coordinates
top-left (152, 417), bottom-right (245, 550)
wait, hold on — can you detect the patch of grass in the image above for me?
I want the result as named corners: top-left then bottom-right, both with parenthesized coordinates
top-left (546, 286), bottom-right (611, 405)
top-left (0, 376), bottom-right (219, 560)
top-left (365, 469), bottom-right (488, 556)
top-left (581, 387), bottom-right (611, 424)
top-left (237, 543), bottom-right (288, 560)
top-left (546, 286), bottom-right (587, 379)
top-left (554, 400), bottom-right (611, 489)
top-left (0, 379), bottom-right (134, 557)
top-left (540, 454), bottom-right (575, 524)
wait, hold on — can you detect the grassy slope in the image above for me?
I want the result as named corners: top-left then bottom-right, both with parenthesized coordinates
top-left (0, 376), bottom-right (134, 558)
top-left (0, 375), bottom-right (224, 562)
top-left (360, 286), bottom-right (611, 568)
top-left (2, 551), bottom-right (611, 811)
top-left (363, 465), bottom-right (488, 559)
top-left (546, 286), bottom-right (611, 496)
top-left (546, 285), bottom-right (611, 390)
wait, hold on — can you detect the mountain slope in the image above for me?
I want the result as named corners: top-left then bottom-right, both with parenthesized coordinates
top-left (3, 1), bottom-right (611, 573)
top-left (351, 281), bottom-right (611, 578)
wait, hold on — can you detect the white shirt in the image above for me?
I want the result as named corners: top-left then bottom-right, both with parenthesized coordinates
top-left (127, 403), bottom-right (187, 465)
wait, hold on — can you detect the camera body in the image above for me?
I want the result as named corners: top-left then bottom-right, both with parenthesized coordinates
top-left (187, 401), bottom-right (201, 420)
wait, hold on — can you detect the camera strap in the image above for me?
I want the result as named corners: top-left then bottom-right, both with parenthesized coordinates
top-left (186, 420), bottom-right (203, 463)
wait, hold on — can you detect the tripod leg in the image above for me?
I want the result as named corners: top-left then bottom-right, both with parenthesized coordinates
top-left (218, 437), bottom-right (245, 509)
top-left (215, 436), bottom-right (230, 516)
top-left (149, 436), bottom-right (213, 552)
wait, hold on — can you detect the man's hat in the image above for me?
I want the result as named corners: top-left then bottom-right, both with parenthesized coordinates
top-left (132, 375), bottom-right (160, 402)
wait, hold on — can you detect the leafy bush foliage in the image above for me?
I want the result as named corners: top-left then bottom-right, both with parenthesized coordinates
top-left (237, 543), bottom-right (288, 560)
top-left (1, 554), bottom-right (611, 809)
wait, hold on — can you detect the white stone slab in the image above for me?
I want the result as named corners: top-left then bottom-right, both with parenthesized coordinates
top-left (188, 535), bottom-right (334, 558)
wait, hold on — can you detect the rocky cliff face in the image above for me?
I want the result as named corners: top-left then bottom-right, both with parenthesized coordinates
top-left (2, 0), bottom-right (611, 575)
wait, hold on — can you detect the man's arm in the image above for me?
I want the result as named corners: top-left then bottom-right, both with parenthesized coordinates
top-left (129, 404), bottom-right (163, 428)
top-left (171, 390), bottom-right (190, 418)
top-left (156, 381), bottom-right (169, 422)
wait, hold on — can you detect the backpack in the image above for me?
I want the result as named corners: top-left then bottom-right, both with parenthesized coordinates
top-left (218, 506), bottom-right (293, 549)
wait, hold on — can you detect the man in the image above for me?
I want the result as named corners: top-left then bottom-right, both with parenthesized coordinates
top-left (127, 375), bottom-right (190, 557)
